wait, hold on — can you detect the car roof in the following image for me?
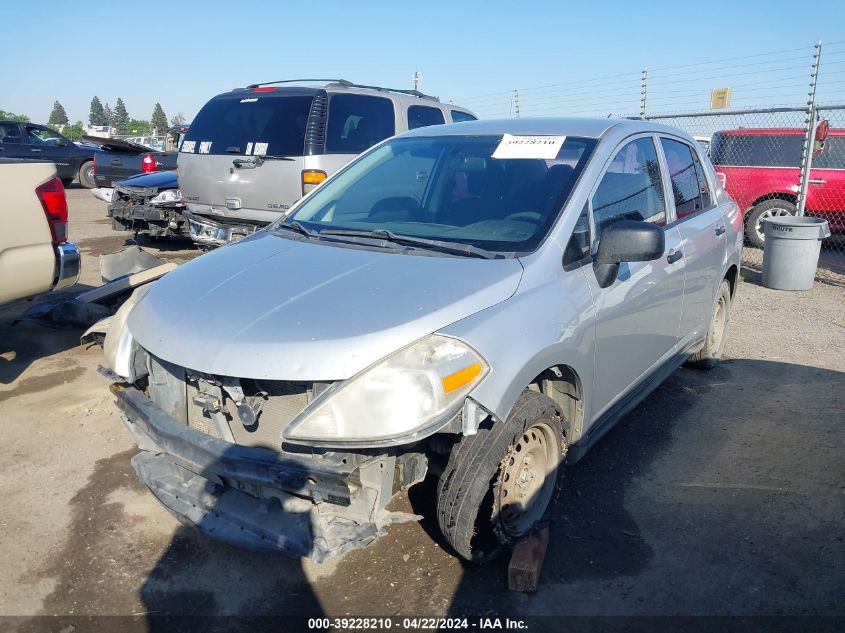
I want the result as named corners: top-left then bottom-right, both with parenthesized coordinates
top-left (225, 80), bottom-right (448, 104)
top-left (397, 117), bottom-right (683, 140)
top-left (715, 128), bottom-right (845, 136)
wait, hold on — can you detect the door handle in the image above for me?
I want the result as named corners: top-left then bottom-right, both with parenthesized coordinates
top-left (667, 250), bottom-right (683, 264)
top-left (111, 159), bottom-right (121, 166)
top-left (808, 178), bottom-right (826, 185)
top-left (30, 148), bottom-right (42, 153)
top-left (715, 225), bottom-right (726, 236)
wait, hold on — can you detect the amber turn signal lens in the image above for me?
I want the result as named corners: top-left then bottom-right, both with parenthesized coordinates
top-left (302, 170), bottom-right (327, 185)
top-left (442, 363), bottom-right (483, 394)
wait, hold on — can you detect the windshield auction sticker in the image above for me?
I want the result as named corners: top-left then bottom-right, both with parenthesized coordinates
top-left (492, 134), bottom-right (566, 159)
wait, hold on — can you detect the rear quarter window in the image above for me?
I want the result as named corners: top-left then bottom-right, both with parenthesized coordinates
top-left (408, 105), bottom-right (445, 130)
top-left (814, 136), bottom-right (845, 169)
top-left (326, 94), bottom-right (395, 154)
top-left (451, 110), bottom-right (477, 123)
top-left (182, 95), bottom-right (314, 156)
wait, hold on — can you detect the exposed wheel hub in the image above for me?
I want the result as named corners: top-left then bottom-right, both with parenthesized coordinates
top-left (497, 421), bottom-right (560, 538)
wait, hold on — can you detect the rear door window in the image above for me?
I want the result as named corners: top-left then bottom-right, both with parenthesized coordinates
top-left (326, 94), bottom-right (395, 153)
top-left (660, 138), bottom-right (703, 218)
top-left (451, 110), bottom-right (477, 123)
top-left (182, 95), bottom-right (314, 156)
top-left (408, 105), bottom-right (446, 130)
top-left (0, 122), bottom-right (22, 144)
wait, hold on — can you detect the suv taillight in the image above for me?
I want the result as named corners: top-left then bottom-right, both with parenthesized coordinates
top-left (141, 153), bottom-right (157, 173)
top-left (716, 171), bottom-right (727, 188)
top-left (35, 177), bottom-right (68, 244)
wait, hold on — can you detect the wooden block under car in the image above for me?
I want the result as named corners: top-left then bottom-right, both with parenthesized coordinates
top-left (507, 526), bottom-right (549, 592)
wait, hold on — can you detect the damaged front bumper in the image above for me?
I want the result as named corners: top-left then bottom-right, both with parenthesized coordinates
top-left (109, 193), bottom-right (185, 238)
top-left (111, 383), bottom-right (421, 562)
top-left (183, 211), bottom-right (261, 247)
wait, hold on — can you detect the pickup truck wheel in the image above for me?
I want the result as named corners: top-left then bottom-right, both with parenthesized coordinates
top-left (745, 199), bottom-right (796, 249)
top-left (687, 280), bottom-right (732, 369)
top-left (78, 161), bottom-right (96, 189)
top-left (436, 390), bottom-right (565, 562)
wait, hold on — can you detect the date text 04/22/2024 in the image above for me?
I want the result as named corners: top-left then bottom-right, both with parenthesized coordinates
top-left (307, 617), bottom-right (528, 630)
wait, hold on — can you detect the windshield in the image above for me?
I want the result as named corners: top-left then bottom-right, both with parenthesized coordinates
top-left (274, 135), bottom-right (596, 254)
top-left (182, 95), bottom-right (314, 157)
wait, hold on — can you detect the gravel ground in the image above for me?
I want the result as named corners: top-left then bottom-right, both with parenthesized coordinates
top-left (0, 188), bottom-right (842, 628)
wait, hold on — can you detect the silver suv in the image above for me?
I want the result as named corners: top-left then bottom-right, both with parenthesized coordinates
top-left (107, 118), bottom-right (742, 563)
top-left (178, 79), bottom-right (476, 245)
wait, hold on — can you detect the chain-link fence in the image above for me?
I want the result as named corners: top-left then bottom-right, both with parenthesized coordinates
top-left (644, 105), bottom-right (845, 283)
top-left (455, 39), bottom-right (845, 284)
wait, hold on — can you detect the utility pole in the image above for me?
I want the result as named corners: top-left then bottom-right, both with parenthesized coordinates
top-left (797, 40), bottom-right (822, 217)
top-left (640, 67), bottom-right (648, 120)
top-left (513, 89), bottom-right (520, 118)
top-left (412, 70), bottom-right (421, 93)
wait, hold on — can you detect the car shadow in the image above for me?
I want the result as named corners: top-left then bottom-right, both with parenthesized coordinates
top-left (135, 444), bottom-right (328, 631)
top-left (81, 357), bottom-right (845, 624)
top-left (441, 358), bottom-right (845, 616)
top-left (0, 284), bottom-right (101, 384)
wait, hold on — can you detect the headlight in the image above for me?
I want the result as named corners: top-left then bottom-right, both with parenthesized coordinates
top-left (103, 284), bottom-right (153, 381)
top-left (283, 334), bottom-right (489, 447)
top-left (149, 189), bottom-right (182, 205)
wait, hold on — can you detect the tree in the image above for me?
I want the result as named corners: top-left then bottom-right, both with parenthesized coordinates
top-left (112, 98), bottom-right (129, 135)
top-left (150, 102), bottom-right (168, 135)
top-left (103, 103), bottom-right (114, 127)
top-left (60, 121), bottom-right (85, 140)
top-left (89, 96), bottom-right (107, 126)
top-left (0, 109), bottom-right (29, 122)
top-left (48, 101), bottom-right (69, 125)
top-left (127, 119), bottom-right (151, 135)
top-left (170, 112), bottom-right (186, 127)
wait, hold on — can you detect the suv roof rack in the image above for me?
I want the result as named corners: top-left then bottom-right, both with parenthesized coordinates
top-left (243, 79), bottom-right (440, 101)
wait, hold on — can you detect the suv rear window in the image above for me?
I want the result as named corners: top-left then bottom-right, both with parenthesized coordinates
top-left (326, 94), bottom-right (395, 154)
top-left (710, 132), bottom-right (804, 167)
top-left (182, 95), bottom-right (314, 156)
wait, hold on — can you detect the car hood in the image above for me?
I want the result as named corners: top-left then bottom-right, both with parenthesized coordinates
top-left (117, 170), bottom-right (178, 190)
top-left (128, 232), bottom-right (523, 380)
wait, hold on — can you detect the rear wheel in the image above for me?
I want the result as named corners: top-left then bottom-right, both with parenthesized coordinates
top-left (78, 160), bottom-right (96, 189)
top-left (745, 199), bottom-right (796, 249)
top-left (436, 390), bottom-right (565, 562)
top-left (687, 280), bottom-right (732, 369)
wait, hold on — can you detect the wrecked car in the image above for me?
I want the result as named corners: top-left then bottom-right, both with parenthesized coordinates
top-left (106, 118), bottom-right (743, 563)
top-left (107, 171), bottom-right (186, 238)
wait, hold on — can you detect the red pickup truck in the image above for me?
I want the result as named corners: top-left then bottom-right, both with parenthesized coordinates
top-left (710, 127), bottom-right (845, 247)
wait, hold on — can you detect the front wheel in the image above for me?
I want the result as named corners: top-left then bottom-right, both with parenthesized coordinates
top-left (745, 199), bottom-right (796, 248)
top-left (436, 390), bottom-right (566, 562)
top-left (78, 160), bottom-right (96, 189)
top-left (687, 280), bottom-right (732, 369)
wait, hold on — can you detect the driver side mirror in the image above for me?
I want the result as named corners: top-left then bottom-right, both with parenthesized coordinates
top-left (56, 139), bottom-right (68, 147)
top-left (593, 220), bottom-right (665, 288)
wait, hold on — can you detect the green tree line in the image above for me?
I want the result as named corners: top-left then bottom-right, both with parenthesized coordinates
top-left (4, 98), bottom-right (186, 137)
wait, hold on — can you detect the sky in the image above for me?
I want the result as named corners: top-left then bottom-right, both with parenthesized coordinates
top-left (3, 0), bottom-right (845, 125)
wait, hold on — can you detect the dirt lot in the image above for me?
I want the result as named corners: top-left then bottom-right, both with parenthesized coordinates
top-left (0, 188), bottom-right (843, 626)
